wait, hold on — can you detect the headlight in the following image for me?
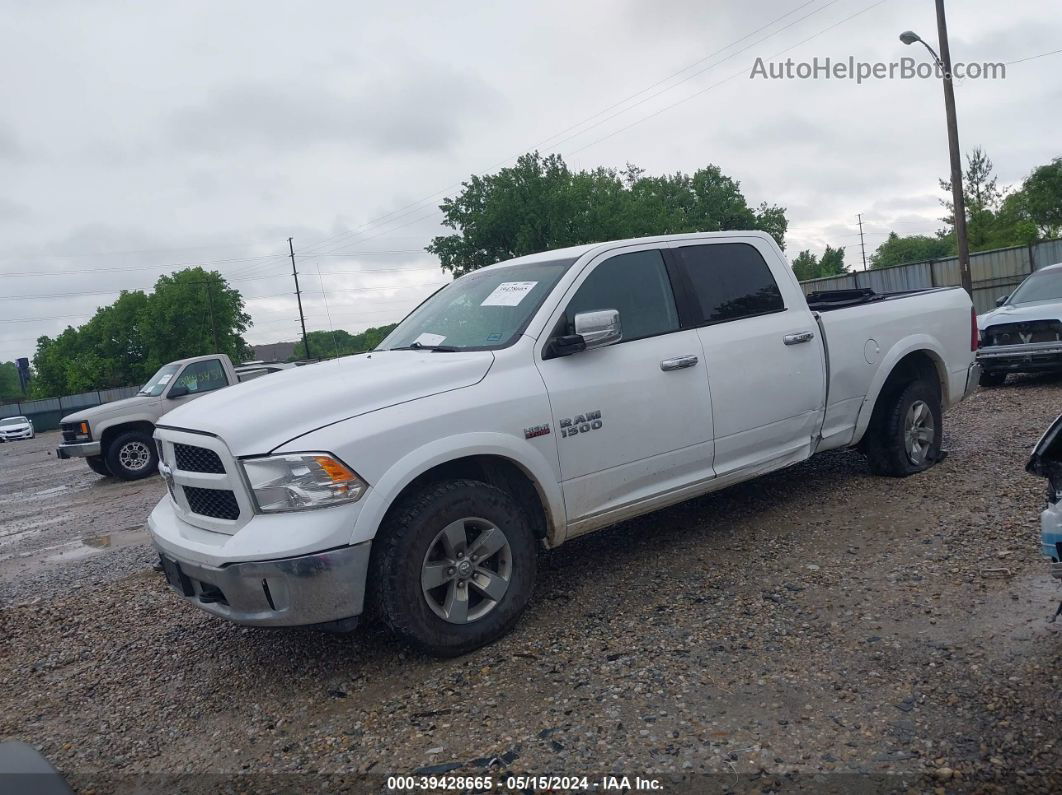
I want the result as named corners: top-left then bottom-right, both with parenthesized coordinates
top-left (241, 453), bottom-right (367, 513)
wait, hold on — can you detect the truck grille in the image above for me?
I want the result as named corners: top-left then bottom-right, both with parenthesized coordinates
top-left (982, 320), bottom-right (1062, 347)
top-left (184, 486), bottom-right (240, 521)
top-left (174, 443), bottom-right (225, 474)
top-left (61, 423), bottom-right (80, 442)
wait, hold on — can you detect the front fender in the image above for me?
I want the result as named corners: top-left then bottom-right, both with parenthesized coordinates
top-left (350, 432), bottom-right (567, 548)
top-left (852, 335), bottom-right (948, 445)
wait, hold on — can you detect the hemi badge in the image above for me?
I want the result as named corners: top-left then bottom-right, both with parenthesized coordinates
top-left (524, 423), bottom-right (551, 439)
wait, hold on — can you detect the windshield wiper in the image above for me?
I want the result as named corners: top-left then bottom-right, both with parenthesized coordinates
top-left (390, 342), bottom-right (460, 352)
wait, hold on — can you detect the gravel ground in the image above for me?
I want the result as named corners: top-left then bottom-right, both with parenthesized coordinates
top-left (0, 431), bottom-right (164, 604)
top-left (2, 381), bottom-right (1061, 792)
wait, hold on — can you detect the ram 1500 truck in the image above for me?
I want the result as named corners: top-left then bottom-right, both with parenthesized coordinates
top-left (57, 354), bottom-right (275, 480)
top-left (148, 231), bottom-right (980, 656)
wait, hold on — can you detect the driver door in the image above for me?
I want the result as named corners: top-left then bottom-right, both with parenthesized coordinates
top-left (535, 246), bottom-right (714, 530)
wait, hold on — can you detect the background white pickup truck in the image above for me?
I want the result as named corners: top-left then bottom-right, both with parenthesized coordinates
top-left (148, 231), bottom-right (979, 655)
top-left (57, 354), bottom-right (290, 480)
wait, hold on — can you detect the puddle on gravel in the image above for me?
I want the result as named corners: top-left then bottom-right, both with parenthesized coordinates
top-left (0, 527), bottom-right (149, 577)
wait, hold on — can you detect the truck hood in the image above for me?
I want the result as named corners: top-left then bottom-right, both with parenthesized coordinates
top-left (61, 394), bottom-right (161, 425)
top-left (158, 349), bottom-right (495, 455)
top-left (978, 300), bottom-right (1062, 329)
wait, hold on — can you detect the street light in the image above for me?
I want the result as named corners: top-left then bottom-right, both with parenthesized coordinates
top-left (899, 2), bottom-right (973, 296)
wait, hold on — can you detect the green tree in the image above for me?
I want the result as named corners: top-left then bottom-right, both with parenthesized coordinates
top-left (291, 324), bottom-right (398, 360)
top-left (0, 361), bottom-right (23, 400)
top-left (428, 152), bottom-right (787, 276)
top-left (790, 245), bottom-right (846, 281)
top-left (870, 232), bottom-right (955, 269)
top-left (1022, 157), bottom-right (1062, 237)
top-left (791, 250), bottom-right (820, 281)
top-left (31, 267), bottom-right (250, 397)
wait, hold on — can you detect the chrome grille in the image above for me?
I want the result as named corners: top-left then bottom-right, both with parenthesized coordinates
top-left (184, 486), bottom-right (240, 520)
top-left (983, 320), bottom-right (1062, 347)
top-left (174, 443), bottom-right (225, 474)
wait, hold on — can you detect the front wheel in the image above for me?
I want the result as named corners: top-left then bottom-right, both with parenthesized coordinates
top-left (86, 455), bottom-right (112, 477)
top-left (105, 431), bottom-right (158, 480)
top-left (370, 479), bottom-right (537, 657)
top-left (865, 379), bottom-right (943, 477)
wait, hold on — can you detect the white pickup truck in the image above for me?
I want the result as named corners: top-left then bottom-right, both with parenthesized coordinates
top-left (148, 231), bottom-right (979, 655)
top-left (57, 354), bottom-right (289, 480)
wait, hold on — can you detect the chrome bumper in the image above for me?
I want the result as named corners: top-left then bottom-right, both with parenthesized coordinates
top-left (977, 341), bottom-right (1062, 370)
top-left (155, 542), bottom-right (371, 627)
top-left (964, 362), bottom-right (981, 398)
top-left (56, 441), bottom-right (101, 458)
top-left (1052, 560), bottom-right (1062, 581)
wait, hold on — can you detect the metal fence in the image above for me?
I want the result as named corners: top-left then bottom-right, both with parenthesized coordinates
top-left (799, 238), bottom-right (1062, 315)
top-left (0, 386), bottom-right (140, 433)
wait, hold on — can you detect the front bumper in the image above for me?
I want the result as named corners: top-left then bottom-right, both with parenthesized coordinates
top-left (1040, 502), bottom-right (1062, 579)
top-left (156, 542), bottom-right (372, 627)
top-left (56, 441), bottom-right (101, 459)
top-left (977, 340), bottom-right (1062, 373)
top-left (1, 428), bottom-right (33, 441)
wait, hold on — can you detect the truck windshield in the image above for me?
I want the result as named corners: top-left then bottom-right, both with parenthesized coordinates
top-left (1008, 269), bottom-right (1062, 305)
top-left (378, 258), bottom-right (576, 351)
top-left (138, 363), bottom-right (181, 396)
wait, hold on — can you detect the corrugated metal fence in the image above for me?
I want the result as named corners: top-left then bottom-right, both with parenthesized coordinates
top-left (0, 386), bottom-right (140, 433)
top-left (800, 238), bottom-right (1062, 315)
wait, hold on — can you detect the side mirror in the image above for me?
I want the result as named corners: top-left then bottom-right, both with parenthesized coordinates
top-left (574, 309), bottom-right (622, 350)
top-left (167, 384), bottom-right (189, 398)
top-left (995, 295), bottom-right (1008, 307)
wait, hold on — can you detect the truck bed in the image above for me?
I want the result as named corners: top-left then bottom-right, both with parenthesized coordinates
top-left (806, 286), bottom-right (956, 312)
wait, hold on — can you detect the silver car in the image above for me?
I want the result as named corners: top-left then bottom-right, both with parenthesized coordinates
top-left (0, 415), bottom-right (35, 442)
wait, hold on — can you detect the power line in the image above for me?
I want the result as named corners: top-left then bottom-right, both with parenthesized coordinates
top-left (296, 0), bottom-right (847, 256)
top-left (1005, 48), bottom-right (1062, 65)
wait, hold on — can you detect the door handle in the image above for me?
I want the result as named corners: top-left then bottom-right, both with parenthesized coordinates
top-left (783, 331), bottom-right (815, 346)
top-left (660, 355), bottom-right (699, 371)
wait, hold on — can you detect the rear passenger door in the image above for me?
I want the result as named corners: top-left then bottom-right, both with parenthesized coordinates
top-left (536, 246), bottom-right (714, 528)
top-left (670, 240), bottom-right (824, 476)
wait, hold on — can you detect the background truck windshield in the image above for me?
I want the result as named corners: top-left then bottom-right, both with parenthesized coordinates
top-left (138, 363), bottom-right (181, 396)
top-left (1007, 268), bottom-right (1062, 305)
top-left (379, 258), bottom-right (576, 351)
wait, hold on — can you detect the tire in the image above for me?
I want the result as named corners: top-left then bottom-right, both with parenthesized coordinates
top-left (86, 455), bottom-right (112, 477)
top-left (864, 379), bottom-right (943, 477)
top-left (979, 370), bottom-right (1007, 388)
top-left (370, 478), bottom-right (537, 657)
top-left (105, 431), bottom-right (158, 480)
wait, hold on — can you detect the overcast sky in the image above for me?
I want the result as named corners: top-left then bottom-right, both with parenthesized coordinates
top-left (2, 0), bottom-right (1060, 364)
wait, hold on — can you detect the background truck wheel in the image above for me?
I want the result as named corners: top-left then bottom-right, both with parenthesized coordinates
top-left (86, 455), bottom-right (112, 477)
top-left (105, 431), bottom-right (158, 480)
top-left (978, 370), bottom-right (1007, 387)
top-left (865, 379), bottom-right (943, 477)
top-left (370, 478), bottom-right (537, 657)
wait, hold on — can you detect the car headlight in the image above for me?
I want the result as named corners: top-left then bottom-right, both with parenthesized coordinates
top-left (241, 453), bottom-right (367, 513)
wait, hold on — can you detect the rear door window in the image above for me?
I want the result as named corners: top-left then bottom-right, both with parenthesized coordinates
top-left (674, 243), bottom-right (785, 324)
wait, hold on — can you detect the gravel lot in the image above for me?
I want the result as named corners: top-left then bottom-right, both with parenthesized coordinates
top-left (2, 382), bottom-right (1061, 792)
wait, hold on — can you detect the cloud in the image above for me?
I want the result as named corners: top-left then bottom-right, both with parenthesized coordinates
top-left (168, 63), bottom-right (503, 155)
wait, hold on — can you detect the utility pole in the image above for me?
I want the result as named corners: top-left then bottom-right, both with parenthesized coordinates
top-left (857, 213), bottom-right (868, 271)
top-left (205, 278), bottom-right (220, 352)
top-left (288, 237), bottom-right (312, 360)
top-left (934, 0), bottom-right (973, 296)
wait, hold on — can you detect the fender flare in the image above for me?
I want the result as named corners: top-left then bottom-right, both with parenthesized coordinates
top-left (851, 335), bottom-right (949, 444)
top-left (96, 415), bottom-right (158, 448)
top-left (351, 432), bottom-right (566, 547)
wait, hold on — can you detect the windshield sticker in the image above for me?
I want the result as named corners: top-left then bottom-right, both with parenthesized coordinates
top-left (481, 281), bottom-right (538, 307)
top-left (486, 332), bottom-right (502, 342)
top-left (158, 374), bottom-right (173, 384)
top-left (414, 332), bottom-right (447, 347)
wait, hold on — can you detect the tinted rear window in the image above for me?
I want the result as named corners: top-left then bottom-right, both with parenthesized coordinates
top-left (675, 243), bottom-right (784, 324)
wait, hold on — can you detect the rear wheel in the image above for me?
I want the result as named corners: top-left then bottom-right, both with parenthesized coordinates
top-left (105, 431), bottom-right (158, 480)
top-left (370, 479), bottom-right (537, 657)
top-left (865, 379), bottom-right (943, 477)
top-left (86, 455), bottom-right (112, 477)
top-left (978, 370), bottom-right (1007, 387)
